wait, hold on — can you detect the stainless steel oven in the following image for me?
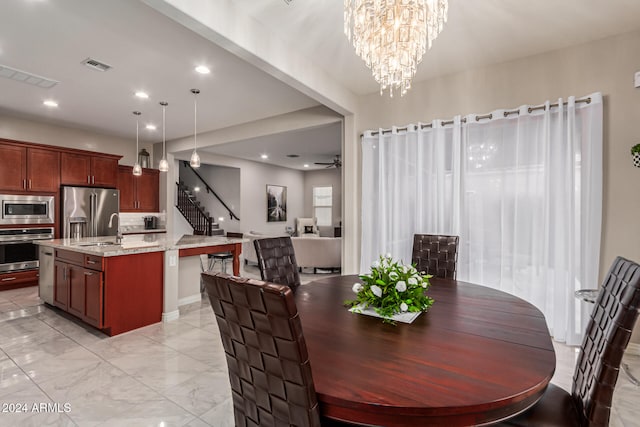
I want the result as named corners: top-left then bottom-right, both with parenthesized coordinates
top-left (0, 227), bottom-right (54, 273)
top-left (0, 194), bottom-right (54, 225)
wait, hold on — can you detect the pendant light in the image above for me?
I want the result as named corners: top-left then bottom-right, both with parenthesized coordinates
top-left (132, 111), bottom-right (142, 176)
top-left (158, 101), bottom-right (169, 172)
top-left (190, 88), bottom-right (201, 168)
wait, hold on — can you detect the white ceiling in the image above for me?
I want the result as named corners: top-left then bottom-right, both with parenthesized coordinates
top-left (0, 0), bottom-right (319, 142)
top-left (234, 0), bottom-right (640, 95)
top-left (202, 121), bottom-right (342, 170)
top-left (1, 0), bottom-right (640, 170)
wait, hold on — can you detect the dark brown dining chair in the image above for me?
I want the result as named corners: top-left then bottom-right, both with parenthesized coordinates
top-left (411, 234), bottom-right (459, 279)
top-left (499, 256), bottom-right (640, 427)
top-left (202, 272), bottom-right (348, 427)
top-left (254, 236), bottom-right (301, 292)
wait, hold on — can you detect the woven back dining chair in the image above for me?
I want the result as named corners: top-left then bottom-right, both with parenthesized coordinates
top-left (254, 236), bottom-right (301, 292)
top-left (500, 256), bottom-right (640, 427)
top-left (411, 234), bottom-right (460, 279)
top-left (202, 272), bottom-right (347, 427)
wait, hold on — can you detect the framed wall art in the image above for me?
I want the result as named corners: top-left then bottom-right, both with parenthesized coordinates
top-left (266, 184), bottom-right (287, 222)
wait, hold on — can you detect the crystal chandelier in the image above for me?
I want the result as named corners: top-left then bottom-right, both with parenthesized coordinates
top-left (344, 0), bottom-right (448, 97)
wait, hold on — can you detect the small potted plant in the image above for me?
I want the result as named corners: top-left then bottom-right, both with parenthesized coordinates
top-left (632, 144), bottom-right (640, 168)
top-left (345, 254), bottom-right (434, 324)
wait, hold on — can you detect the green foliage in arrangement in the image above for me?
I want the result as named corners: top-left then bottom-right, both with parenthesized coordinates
top-left (345, 254), bottom-right (434, 324)
top-left (631, 143), bottom-right (640, 155)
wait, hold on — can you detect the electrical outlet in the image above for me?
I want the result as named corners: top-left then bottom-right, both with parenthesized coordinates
top-left (635, 71), bottom-right (640, 88)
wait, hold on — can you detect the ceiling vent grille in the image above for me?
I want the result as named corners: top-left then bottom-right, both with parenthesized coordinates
top-left (81, 58), bottom-right (112, 72)
top-left (0, 64), bottom-right (59, 88)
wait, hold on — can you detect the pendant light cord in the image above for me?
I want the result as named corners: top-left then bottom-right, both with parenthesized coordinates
top-left (193, 92), bottom-right (197, 150)
top-left (162, 103), bottom-right (166, 156)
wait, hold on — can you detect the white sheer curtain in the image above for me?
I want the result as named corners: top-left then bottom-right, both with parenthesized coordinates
top-left (361, 93), bottom-right (602, 345)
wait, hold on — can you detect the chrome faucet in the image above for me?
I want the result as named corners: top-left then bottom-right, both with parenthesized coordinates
top-left (108, 212), bottom-right (123, 244)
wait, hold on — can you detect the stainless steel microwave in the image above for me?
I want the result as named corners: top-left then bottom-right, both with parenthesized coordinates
top-left (0, 194), bottom-right (55, 225)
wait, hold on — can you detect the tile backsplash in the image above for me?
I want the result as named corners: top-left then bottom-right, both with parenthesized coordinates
top-left (119, 212), bottom-right (166, 231)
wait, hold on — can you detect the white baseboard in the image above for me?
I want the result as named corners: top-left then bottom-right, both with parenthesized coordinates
top-left (162, 310), bottom-right (180, 322)
top-left (178, 294), bottom-right (202, 307)
top-left (628, 343), bottom-right (640, 356)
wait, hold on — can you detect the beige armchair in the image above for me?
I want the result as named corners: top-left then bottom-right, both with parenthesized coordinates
top-left (295, 217), bottom-right (320, 237)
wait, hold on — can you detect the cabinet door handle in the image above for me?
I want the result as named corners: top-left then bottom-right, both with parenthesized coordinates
top-left (92, 176), bottom-right (95, 184)
top-left (84, 272), bottom-right (93, 276)
top-left (1, 277), bottom-right (16, 282)
top-left (86, 260), bottom-right (97, 265)
top-left (28, 179), bottom-right (32, 189)
top-left (23, 179), bottom-right (27, 189)
top-left (87, 176), bottom-right (91, 184)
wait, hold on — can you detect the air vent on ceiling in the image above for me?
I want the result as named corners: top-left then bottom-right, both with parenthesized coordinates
top-left (81, 58), bottom-right (112, 72)
top-left (0, 64), bottom-right (59, 88)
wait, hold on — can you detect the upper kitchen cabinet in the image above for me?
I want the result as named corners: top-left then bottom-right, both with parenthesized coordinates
top-left (61, 152), bottom-right (120, 188)
top-left (0, 141), bottom-right (60, 192)
top-left (117, 166), bottom-right (159, 212)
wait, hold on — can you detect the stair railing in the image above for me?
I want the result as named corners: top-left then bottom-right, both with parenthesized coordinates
top-left (176, 182), bottom-right (213, 236)
top-left (181, 161), bottom-right (240, 221)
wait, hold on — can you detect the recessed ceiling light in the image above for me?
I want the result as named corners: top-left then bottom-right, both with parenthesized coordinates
top-left (135, 91), bottom-right (149, 99)
top-left (303, 164), bottom-right (309, 168)
top-left (43, 100), bottom-right (58, 107)
top-left (261, 154), bottom-right (268, 159)
top-left (146, 124), bottom-right (156, 131)
top-left (195, 65), bottom-right (210, 74)
top-left (194, 186), bottom-right (200, 192)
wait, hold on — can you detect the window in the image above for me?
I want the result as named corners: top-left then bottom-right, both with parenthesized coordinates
top-left (313, 186), bottom-right (332, 227)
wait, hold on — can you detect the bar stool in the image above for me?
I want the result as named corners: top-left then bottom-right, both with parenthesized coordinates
top-left (207, 252), bottom-right (234, 273)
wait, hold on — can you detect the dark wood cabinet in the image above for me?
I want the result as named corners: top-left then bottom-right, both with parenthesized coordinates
top-left (61, 152), bottom-right (118, 188)
top-left (118, 166), bottom-right (159, 212)
top-left (0, 269), bottom-right (39, 291)
top-left (27, 148), bottom-right (60, 192)
top-left (84, 269), bottom-right (104, 328)
top-left (60, 152), bottom-right (91, 186)
top-left (67, 264), bottom-right (85, 318)
top-left (0, 142), bottom-right (59, 192)
top-left (0, 143), bottom-right (26, 191)
top-left (54, 249), bottom-right (104, 328)
top-left (52, 247), bottom-right (162, 336)
top-left (91, 157), bottom-right (119, 188)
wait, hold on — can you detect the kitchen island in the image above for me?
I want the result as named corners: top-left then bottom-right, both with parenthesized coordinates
top-left (37, 234), bottom-right (243, 335)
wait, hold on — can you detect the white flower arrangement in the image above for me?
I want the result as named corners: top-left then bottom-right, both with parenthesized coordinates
top-left (345, 254), bottom-right (434, 323)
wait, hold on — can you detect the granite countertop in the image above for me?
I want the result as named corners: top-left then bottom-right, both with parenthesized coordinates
top-left (121, 227), bottom-right (167, 235)
top-left (36, 235), bottom-right (245, 257)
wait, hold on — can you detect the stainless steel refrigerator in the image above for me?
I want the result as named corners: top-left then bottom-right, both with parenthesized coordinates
top-left (61, 186), bottom-right (120, 239)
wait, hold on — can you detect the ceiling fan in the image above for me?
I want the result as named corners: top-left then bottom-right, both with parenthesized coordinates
top-left (315, 155), bottom-right (342, 168)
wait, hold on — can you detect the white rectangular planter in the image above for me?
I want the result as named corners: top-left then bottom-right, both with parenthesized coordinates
top-left (349, 305), bottom-right (422, 323)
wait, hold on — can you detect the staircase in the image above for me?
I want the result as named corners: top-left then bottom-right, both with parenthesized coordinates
top-left (176, 182), bottom-right (224, 236)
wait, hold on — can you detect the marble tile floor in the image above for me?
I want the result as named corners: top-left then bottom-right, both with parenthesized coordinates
top-left (0, 273), bottom-right (639, 426)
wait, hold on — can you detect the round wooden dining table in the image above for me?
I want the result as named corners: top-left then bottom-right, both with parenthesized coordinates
top-left (294, 275), bottom-right (556, 427)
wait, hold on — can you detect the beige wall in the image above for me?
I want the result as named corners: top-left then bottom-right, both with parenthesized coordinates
top-left (0, 114), bottom-right (153, 166)
top-left (354, 29), bottom-right (640, 342)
